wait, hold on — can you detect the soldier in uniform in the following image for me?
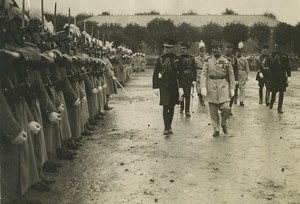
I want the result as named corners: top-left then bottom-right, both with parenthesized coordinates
top-left (224, 44), bottom-right (238, 115)
top-left (152, 39), bottom-right (182, 135)
top-left (179, 42), bottom-right (197, 117)
top-left (235, 42), bottom-right (250, 106)
top-left (194, 40), bottom-right (209, 106)
top-left (200, 41), bottom-right (235, 137)
top-left (256, 44), bottom-right (271, 105)
top-left (269, 41), bottom-right (291, 114)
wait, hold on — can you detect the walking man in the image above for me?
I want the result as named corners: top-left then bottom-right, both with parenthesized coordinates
top-left (236, 42), bottom-right (250, 106)
top-left (179, 42), bottom-right (197, 117)
top-left (195, 40), bottom-right (209, 106)
top-left (200, 41), bottom-right (235, 137)
top-left (269, 41), bottom-right (291, 114)
top-left (256, 44), bottom-right (271, 105)
top-left (152, 39), bottom-right (182, 135)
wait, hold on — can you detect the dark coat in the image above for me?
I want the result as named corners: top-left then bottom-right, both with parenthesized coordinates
top-left (152, 53), bottom-right (181, 107)
top-left (269, 51), bottom-right (291, 92)
top-left (256, 53), bottom-right (271, 89)
top-left (179, 54), bottom-right (197, 97)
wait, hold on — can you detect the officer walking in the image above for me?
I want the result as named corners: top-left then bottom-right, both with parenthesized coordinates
top-left (152, 39), bottom-right (182, 135)
top-left (200, 41), bottom-right (235, 137)
top-left (256, 44), bottom-right (271, 105)
top-left (194, 40), bottom-right (209, 106)
top-left (179, 42), bottom-right (197, 117)
top-left (269, 41), bottom-right (291, 114)
top-left (236, 42), bottom-right (250, 106)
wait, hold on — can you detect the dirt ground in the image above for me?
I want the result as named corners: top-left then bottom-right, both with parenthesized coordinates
top-left (31, 69), bottom-right (300, 204)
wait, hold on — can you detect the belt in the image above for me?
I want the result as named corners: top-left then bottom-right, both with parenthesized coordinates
top-left (209, 76), bottom-right (226, 79)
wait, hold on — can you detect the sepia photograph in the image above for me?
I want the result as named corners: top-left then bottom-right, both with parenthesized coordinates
top-left (0, 0), bottom-right (300, 203)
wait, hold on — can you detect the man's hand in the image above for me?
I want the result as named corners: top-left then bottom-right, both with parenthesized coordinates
top-left (103, 83), bottom-right (107, 88)
top-left (259, 72), bottom-right (264, 79)
top-left (230, 89), bottom-right (235, 97)
top-left (73, 98), bottom-right (81, 106)
top-left (179, 88), bottom-right (184, 98)
top-left (92, 88), bottom-right (98, 94)
top-left (48, 112), bottom-right (61, 123)
top-left (98, 86), bottom-right (103, 92)
top-left (81, 96), bottom-right (87, 103)
top-left (112, 76), bottom-right (117, 81)
top-left (247, 76), bottom-right (250, 81)
top-left (154, 89), bottom-right (159, 96)
top-left (192, 81), bottom-right (196, 86)
top-left (158, 73), bottom-right (162, 79)
top-left (201, 88), bottom-right (207, 97)
top-left (11, 131), bottom-right (27, 145)
top-left (287, 77), bottom-right (291, 83)
top-left (28, 121), bottom-right (41, 134)
top-left (57, 104), bottom-right (64, 112)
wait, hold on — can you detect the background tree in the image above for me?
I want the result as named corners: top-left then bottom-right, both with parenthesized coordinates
top-left (100, 11), bottom-right (111, 16)
top-left (145, 18), bottom-right (178, 53)
top-left (135, 11), bottom-right (160, 15)
top-left (200, 22), bottom-right (223, 52)
top-left (182, 10), bottom-right (198, 15)
top-left (123, 23), bottom-right (147, 52)
top-left (249, 22), bottom-right (271, 50)
top-left (222, 8), bottom-right (238, 15)
top-left (176, 22), bottom-right (201, 43)
top-left (273, 22), bottom-right (295, 50)
top-left (223, 22), bottom-right (248, 48)
top-left (263, 12), bottom-right (277, 20)
top-left (294, 22), bottom-right (300, 56)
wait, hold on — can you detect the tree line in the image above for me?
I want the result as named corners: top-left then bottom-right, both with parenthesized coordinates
top-left (44, 12), bottom-right (300, 55)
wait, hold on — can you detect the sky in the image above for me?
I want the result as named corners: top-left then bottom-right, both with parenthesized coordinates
top-left (15, 0), bottom-right (300, 25)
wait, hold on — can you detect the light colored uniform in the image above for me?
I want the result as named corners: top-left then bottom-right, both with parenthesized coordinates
top-left (237, 56), bottom-right (250, 102)
top-left (195, 54), bottom-right (209, 94)
top-left (200, 55), bottom-right (235, 132)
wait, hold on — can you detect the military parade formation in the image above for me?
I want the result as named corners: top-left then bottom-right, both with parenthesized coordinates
top-left (0, 1), bottom-right (147, 203)
top-left (0, 0), bottom-right (294, 204)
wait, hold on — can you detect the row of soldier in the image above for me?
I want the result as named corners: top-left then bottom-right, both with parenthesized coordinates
top-left (0, 1), bottom-right (136, 204)
top-left (153, 38), bottom-right (291, 136)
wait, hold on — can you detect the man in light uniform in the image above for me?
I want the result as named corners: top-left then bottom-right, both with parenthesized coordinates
top-left (200, 41), bottom-right (235, 137)
top-left (236, 42), bottom-right (250, 106)
top-left (194, 40), bottom-right (208, 106)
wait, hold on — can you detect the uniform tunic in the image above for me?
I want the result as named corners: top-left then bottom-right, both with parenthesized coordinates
top-left (152, 53), bottom-right (181, 107)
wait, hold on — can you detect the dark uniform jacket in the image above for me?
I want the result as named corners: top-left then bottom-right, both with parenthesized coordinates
top-left (256, 53), bottom-right (271, 87)
top-left (179, 54), bottom-right (197, 86)
top-left (153, 53), bottom-right (181, 106)
top-left (269, 51), bottom-right (291, 92)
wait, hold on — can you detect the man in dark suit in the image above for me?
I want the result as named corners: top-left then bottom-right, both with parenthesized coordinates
top-left (152, 39), bottom-right (182, 135)
top-left (269, 41), bottom-right (291, 114)
top-left (179, 42), bottom-right (197, 117)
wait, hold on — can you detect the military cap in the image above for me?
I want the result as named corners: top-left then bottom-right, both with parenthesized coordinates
top-left (163, 39), bottom-right (177, 48)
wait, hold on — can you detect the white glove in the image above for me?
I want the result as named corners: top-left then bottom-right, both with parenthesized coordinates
top-left (154, 89), bottom-right (159, 96)
top-left (287, 77), bottom-right (291, 83)
top-left (92, 88), bottom-right (98, 94)
top-left (57, 104), bottom-right (64, 112)
top-left (112, 76), bottom-right (117, 81)
top-left (201, 88), bottom-right (207, 97)
top-left (98, 86), bottom-right (103, 92)
top-left (103, 83), bottom-right (107, 88)
top-left (73, 98), bottom-right (81, 106)
top-left (28, 121), bottom-right (41, 134)
top-left (235, 81), bottom-right (239, 85)
top-left (158, 73), bottom-right (162, 79)
top-left (48, 112), bottom-right (61, 123)
top-left (247, 76), bottom-right (250, 81)
top-left (192, 81), bottom-right (196, 86)
top-left (179, 88), bottom-right (184, 98)
top-left (230, 89), bottom-right (235, 97)
top-left (259, 72), bottom-right (264, 78)
top-left (11, 131), bottom-right (27, 145)
top-left (81, 96), bottom-right (87, 103)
